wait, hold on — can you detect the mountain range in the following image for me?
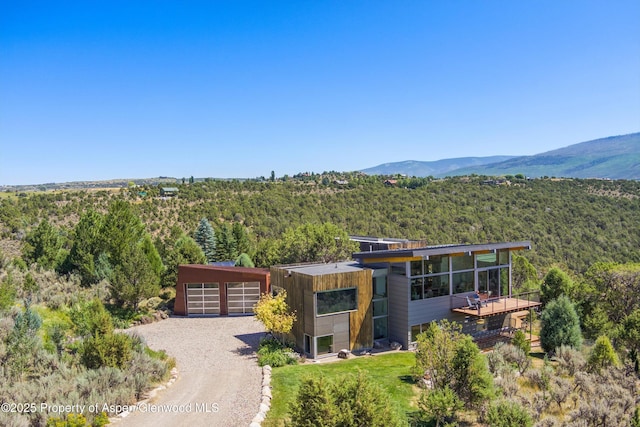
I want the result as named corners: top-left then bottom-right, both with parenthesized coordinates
top-left (360, 133), bottom-right (640, 180)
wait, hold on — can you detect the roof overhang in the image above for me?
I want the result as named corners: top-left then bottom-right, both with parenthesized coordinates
top-left (353, 241), bottom-right (531, 263)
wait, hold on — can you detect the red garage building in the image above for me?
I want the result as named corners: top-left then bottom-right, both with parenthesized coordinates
top-left (174, 265), bottom-right (270, 316)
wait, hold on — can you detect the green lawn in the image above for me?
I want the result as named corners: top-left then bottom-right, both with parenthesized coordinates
top-left (264, 351), bottom-right (420, 426)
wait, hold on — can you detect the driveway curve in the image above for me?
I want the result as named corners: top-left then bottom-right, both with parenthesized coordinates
top-left (118, 316), bottom-right (265, 427)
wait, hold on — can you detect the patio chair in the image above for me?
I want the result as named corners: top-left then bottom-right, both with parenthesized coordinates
top-left (473, 293), bottom-right (488, 308)
top-left (466, 296), bottom-right (479, 310)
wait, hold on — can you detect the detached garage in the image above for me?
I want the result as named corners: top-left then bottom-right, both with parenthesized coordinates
top-left (175, 265), bottom-right (270, 316)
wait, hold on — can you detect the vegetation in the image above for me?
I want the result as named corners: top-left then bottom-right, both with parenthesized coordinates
top-left (194, 217), bottom-right (217, 263)
top-left (265, 352), bottom-right (416, 426)
top-left (2, 173), bottom-right (640, 425)
top-left (288, 371), bottom-right (404, 427)
top-left (253, 290), bottom-right (296, 344)
top-left (256, 337), bottom-right (298, 367)
top-left (540, 295), bottom-right (583, 355)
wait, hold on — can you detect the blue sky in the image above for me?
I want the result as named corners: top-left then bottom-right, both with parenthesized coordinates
top-left (1, 1), bottom-right (639, 185)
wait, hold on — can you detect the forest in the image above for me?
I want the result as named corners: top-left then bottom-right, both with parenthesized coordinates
top-left (0, 173), bottom-right (639, 425)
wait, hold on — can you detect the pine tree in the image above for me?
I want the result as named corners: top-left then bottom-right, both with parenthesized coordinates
top-left (194, 218), bottom-right (216, 263)
top-left (540, 295), bottom-right (583, 354)
top-left (215, 223), bottom-right (237, 262)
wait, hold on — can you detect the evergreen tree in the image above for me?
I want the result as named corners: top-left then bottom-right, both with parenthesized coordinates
top-left (232, 222), bottom-right (253, 257)
top-left (452, 336), bottom-right (495, 407)
top-left (102, 200), bottom-right (145, 268)
top-left (194, 218), bottom-right (216, 263)
top-left (215, 223), bottom-right (237, 261)
top-left (110, 243), bottom-right (160, 309)
top-left (288, 372), bottom-right (403, 427)
top-left (139, 234), bottom-right (164, 277)
top-left (162, 234), bottom-right (207, 287)
top-left (68, 210), bottom-right (106, 286)
top-left (289, 377), bottom-right (337, 427)
top-left (22, 219), bottom-right (61, 269)
top-left (540, 295), bottom-right (583, 354)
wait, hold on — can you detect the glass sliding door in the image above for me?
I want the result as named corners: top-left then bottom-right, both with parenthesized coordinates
top-left (478, 269), bottom-right (501, 298)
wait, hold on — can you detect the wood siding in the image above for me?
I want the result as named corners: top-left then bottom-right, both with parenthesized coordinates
top-left (272, 265), bottom-right (373, 353)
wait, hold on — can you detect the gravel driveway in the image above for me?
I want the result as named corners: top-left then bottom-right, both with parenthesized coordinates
top-left (117, 316), bottom-right (265, 427)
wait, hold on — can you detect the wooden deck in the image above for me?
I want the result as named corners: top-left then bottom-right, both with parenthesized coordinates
top-left (452, 297), bottom-right (541, 317)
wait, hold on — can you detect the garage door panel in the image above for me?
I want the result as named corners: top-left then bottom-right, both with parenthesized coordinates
top-left (186, 283), bottom-right (219, 315)
top-left (226, 282), bottom-right (260, 314)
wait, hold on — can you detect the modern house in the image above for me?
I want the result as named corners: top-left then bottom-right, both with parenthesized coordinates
top-left (271, 238), bottom-right (539, 358)
top-left (160, 187), bottom-right (179, 197)
top-left (174, 265), bottom-right (270, 316)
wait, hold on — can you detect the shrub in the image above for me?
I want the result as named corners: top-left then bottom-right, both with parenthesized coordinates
top-left (69, 299), bottom-right (113, 337)
top-left (289, 371), bottom-right (404, 427)
top-left (256, 337), bottom-right (298, 367)
top-left (511, 329), bottom-right (531, 355)
top-left (485, 399), bottom-right (532, 427)
top-left (81, 333), bottom-right (133, 370)
top-left (418, 386), bottom-right (461, 427)
top-left (494, 343), bottom-right (530, 375)
top-left (553, 345), bottom-right (586, 376)
top-left (0, 272), bottom-right (17, 312)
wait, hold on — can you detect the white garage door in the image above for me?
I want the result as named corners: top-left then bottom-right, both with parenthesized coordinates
top-left (186, 283), bottom-right (220, 315)
top-left (226, 282), bottom-right (261, 314)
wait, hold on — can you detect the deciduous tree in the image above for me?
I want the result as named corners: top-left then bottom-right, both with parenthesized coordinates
top-left (279, 222), bottom-right (359, 264)
top-left (253, 290), bottom-right (295, 344)
top-left (588, 335), bottom-right (619, 373)
top-left (541, 267), bottom-right (574, 304)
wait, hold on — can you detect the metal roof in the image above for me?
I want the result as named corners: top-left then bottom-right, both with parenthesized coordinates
top-left (280, 261), bottom-right (366, 276)
top-left (352, 241), bottom-right (531, 260)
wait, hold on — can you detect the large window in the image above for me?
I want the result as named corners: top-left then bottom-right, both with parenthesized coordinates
top-left (453, 271), bottom-right (474, 294)
top-left (452, 254), bottom-right (474, 271)
top-left (476, 252), bottom-right (498, 268)
top-left (411, 275), bottom-right (449, 300)
top-left (425, 256), bottom-right (449, 274)
top-left (424, 275), bottom-right (450, 297)
top-left (316, 288), bottom-right (357, 316)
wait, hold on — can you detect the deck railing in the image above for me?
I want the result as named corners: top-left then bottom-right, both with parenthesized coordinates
top-left (450, 290), bottom-right (541, 315)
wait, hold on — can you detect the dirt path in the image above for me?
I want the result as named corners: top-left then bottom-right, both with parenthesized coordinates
top-left (117, 316), bottom-right (265, 427)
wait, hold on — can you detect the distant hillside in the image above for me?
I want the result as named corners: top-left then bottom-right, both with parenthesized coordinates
top-left (450, 133), bottom-right (640, 179)
top-left (361, 133), bottom-right (640, 180)
top-left (360, 156), bottom-right (516, 177)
